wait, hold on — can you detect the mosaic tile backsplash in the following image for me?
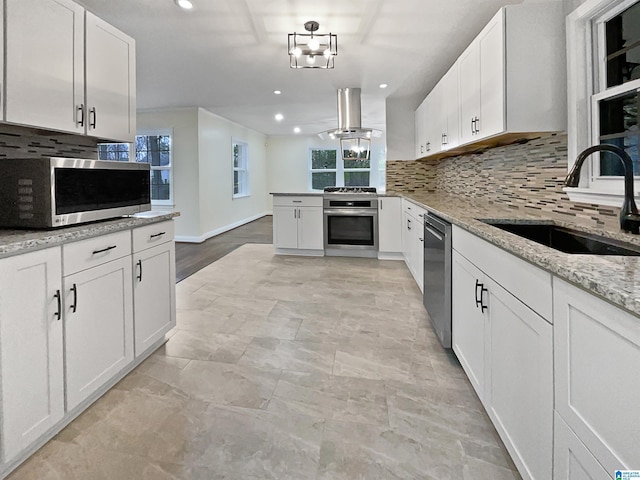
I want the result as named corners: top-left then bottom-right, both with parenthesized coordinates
top-left (386, 133), bottom-right (621, 230)
top-left (0, 125), bottom-right (99, 160)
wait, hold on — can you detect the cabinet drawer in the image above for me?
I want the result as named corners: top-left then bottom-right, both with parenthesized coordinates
top-left (402, 199), bottom-right (427, 223)
top-left (453, 225), bottom-right (552, 320)
top-left (63, 230), bottom-right (132, 276)
top-left (273, 195), bottom-right (323, 207)
top-left (132, 220), bottom-right (175, 253)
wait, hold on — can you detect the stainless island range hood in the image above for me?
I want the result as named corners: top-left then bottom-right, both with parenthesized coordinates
top-left (319, 88), bottom-right (382, 160)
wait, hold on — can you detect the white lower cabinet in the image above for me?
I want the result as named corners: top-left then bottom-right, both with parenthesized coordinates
top-left (451, 250), bottom-right (487, 401)
top-left (377, 197), bottom-right (402, 258)
top-left (553, 278), bottom-right (640, 476)
top-left (554, 413), bottom-right (612, 480)
top-left (0, 248), bottom-right (64, 466)
top-left (402, 200), bottom-right (425, 291)
top-left (63, 255), bottom-right (134, 411)
top-left (452, 225), bottom-right (553, 480)
top-left (133, 239), bottom-right (176, 357)
top-left (273, 196), bottom-right (324, 254)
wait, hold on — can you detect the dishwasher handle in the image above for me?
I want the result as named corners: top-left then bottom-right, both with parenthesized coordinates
top-left (424, 224), bottom-right (443, 242)
top-left (425, 213), bottom-right (448, 234)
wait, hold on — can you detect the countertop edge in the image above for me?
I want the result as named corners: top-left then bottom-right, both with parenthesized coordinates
top-left (0, 211), bottom-right (180, 259)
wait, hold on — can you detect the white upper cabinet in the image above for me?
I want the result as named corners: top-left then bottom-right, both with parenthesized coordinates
top-left (3, 0), bottom-right (135, 142)
top-left (5, 0), bottom-right (85, 134)
top-left (416, 3), bottom-right (566, 159)
top-left (85, 12), bottom-right (136, 142)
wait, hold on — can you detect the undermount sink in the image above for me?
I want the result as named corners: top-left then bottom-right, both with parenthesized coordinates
top-left (480, 220), bottom-right (640, 256)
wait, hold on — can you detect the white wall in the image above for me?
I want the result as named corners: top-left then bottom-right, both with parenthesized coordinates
top-left (197, 108), bottom-right (269, 239)
top-left (385, 97), bottom-right (417, 161)
top-left (137, 107), bottom-right (269, 242)
top-left (266, 135), bottom-right (386, 208)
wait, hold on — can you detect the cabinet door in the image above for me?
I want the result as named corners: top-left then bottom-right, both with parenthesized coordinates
top-left (402, 211), bottom-right (413, 274)
top-left (0, 248), bottom-right (64, 465)
top-left (554, 413), bottom-right (612, 480)
top-left (297, 206), bottom-right (324, 250)
top-left (486, 277), bottom-right (553, 480)
top-left (415, 101), bottom-right (425, 159)
top-left (413, 220), bottom-right (424, 292)
top-left (458, 42), bottom-right (479, 146)
top-left (133, 242), bottom-right (176, 357)
top-left (85, 12), bottom-right (136, 142)
top-left (64, 256), bottom-right (134, 411)
top-left (451, 250), bottom-right (486, 401)
top-left (443, 63), bottom-right (460, 150)
top-left (5, 0), bottom-right (84, 133)
top-left (478, 8), bottom-right (505, 139)
top-left (273, 206), bottom-right (299, 249)
top-left (554, 278), bottom-right (640, 473)
top-left (378, 197), bottom-right (402, 253)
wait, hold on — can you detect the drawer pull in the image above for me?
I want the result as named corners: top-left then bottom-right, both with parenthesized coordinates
top-left (54, 290), bottom-right (62, 320)
top-left (149, 232), bottom-right (166, 239)
top-left (136, 259), bottom-right (143, 282)
top-left (292, 200), bottom-right (302, 203)
top-left (70, 284), bottom-right (78, 313)
top-left (92, 245), bottom-right (117, 255)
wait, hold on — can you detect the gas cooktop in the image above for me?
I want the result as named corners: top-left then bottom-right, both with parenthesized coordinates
top-left (323, 187), bottom-right (377, 194)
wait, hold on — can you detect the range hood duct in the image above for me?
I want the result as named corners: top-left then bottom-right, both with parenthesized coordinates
top-left (318, 88), bottom-right (382, 140)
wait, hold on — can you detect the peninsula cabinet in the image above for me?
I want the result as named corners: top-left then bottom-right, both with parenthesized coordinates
top-left (62, 231), bottom-right (134, 411)
top-left (273, 196), bottom-right (324, 255)
top-left (416, 2), bottom-right (566, 159)
top-left (3, 0), bottom-right (136, 142)
top-left (132, 221), bottom-right (176, 357)
top-left (553, 278), bottom-right (640, 477)
top-left (452, 225), bottom-right (553, 480)
top-left (0, 247), bottom-right (64, 466)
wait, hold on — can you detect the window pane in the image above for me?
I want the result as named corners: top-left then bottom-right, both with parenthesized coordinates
top-left (150, 170), bottom-right (170, 200)
top-left (234, 171), bottom-right (239, 194)
top-left (312, 172), bottom-right (336, 190)
top-left (344, 171), bottom-right (370, 186)
top-left (98, 143), bottom-right (130, 161)
top-left (605, 2), bottom-right (640, 88)
top-left (344, 159), bottom-right (370, 169)
top-left (311, 149), bottom-right (337, 169)
top-left (599, 90), bottom-right (639, 175)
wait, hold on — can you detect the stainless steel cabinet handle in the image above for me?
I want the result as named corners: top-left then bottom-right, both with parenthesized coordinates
top-left (54, 290), bottom-right (62, 320)
top-left (70, 284), bottom-right (78, 313)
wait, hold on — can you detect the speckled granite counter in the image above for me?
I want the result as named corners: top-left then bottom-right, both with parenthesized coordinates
top-left (0, 211), bottom-right (179, 259)
top-left (270, 192), bottom-right (323, 196)
top-left (392, 191), bottom-right (640, 318)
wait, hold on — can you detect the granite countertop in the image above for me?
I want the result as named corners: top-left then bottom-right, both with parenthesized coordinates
top-left (394, 191), bottom-right (640, 318)
top-left (0, 211), bottom-right (180, 259)
top-left (270, 192), bottom-right (323, 196)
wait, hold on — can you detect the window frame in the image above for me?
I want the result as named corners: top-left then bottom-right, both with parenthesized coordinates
top-left (232, 139), bottom-right (250, 199)
top-left (567, 0), bottom-right (640, 206)
top-left (137, 129), bottom-right (174, 207)
top-left (308, 148), bottom-right (372, 191)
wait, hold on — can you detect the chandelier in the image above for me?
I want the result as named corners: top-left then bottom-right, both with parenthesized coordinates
top-left (288, 21), bottom-right (337, 69)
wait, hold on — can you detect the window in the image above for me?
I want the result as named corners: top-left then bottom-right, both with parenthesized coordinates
top-left (567, 0), bottom-right (640, 205)
top-left (233, 140), bottom-right (249, 197)
top-left (309, 149), bottom-right (371, 190)
top-left (97, 130), bottom-right (173, 205)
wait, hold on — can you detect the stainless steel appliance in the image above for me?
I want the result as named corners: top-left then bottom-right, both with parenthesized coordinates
top-left (0, 157), bottom-right (151, 229)
top-left (323, 187), bottom-right (378, 257)
top-left (423, 212), bottom-right (452, 348)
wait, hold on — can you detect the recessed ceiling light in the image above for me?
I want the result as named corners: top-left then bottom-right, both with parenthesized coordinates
top-left (274, 90), bottom-right (282, 95)
top-left (275, 113), bottom-right (284, 121)
top-left (294, 127), bottom-right (301, 133)
top-left (379, 83), bottom-right (388, 89)
top-left (175, 0), bottom-right (194, 9)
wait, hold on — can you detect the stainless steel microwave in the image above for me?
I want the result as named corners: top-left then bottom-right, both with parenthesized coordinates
top-left (0, 157), bottom-right (151, 229)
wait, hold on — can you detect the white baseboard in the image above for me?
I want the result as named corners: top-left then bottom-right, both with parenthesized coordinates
top-left (175, 212), bottom-right (271, 243)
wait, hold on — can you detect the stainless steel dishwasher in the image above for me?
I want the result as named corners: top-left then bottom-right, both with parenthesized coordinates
top-left (423, 212), bottom-right (452, 348)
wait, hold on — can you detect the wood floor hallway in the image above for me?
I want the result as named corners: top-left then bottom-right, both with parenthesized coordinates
top-left (175, 215), bottom-right (273, 282)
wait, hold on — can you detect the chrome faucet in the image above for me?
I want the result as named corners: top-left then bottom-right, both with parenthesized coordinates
top-left (564, 144), bottom-right (640, 234)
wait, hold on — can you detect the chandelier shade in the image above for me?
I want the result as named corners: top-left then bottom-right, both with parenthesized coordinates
top-left (288, 21), bottom-right (337, 69)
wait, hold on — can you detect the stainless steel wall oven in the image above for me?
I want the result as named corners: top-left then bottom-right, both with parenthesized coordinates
top-left (323, 187), bottom-right (378, 257)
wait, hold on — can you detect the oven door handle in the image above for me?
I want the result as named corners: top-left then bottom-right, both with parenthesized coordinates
top-left (324, 209), bottom-right (378, 216)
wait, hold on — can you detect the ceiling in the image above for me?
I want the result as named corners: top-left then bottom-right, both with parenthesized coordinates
top-left (76, 0), bottom-right (526, 136)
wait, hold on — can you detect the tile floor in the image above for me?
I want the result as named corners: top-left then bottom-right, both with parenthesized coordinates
top-left (7, 244), bottom-right (521, 480)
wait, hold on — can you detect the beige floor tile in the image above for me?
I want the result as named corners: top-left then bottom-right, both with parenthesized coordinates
top-left (160, 330), bottom-right (253, 363)
top-left (238, 337), bottom-right (337, 374)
